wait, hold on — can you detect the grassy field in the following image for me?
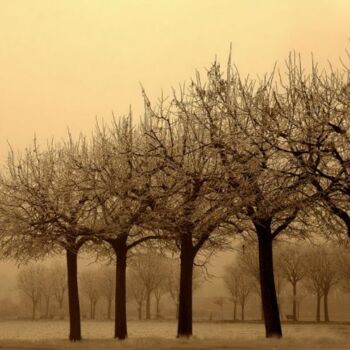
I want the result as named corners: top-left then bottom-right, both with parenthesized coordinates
top-left (0, 320), bottom-right (349, 349)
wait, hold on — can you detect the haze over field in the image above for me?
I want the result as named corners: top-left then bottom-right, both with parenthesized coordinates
top-left (1, 1), bottom-right (350, 349)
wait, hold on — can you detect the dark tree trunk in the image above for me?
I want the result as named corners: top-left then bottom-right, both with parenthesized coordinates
top-left (145, 291), bottom-right (151, 320)
top-left (324, 290), bottom-right (330, 322)
top-left (233, 301), bottom-right (237, 321)
top-left (241, 302), bottom-right (245, 321)
top-left (256, 223), bottom-right (282, 338)
top-left (292, 282), bottom-right (297, 321)
top-left (66, 248), bottom-right (82, 341)
top-left (177, 238), bottom-right (194, 338)
top-left (316, 293), bottom-right (321, 322)
top-left (112, 239), bottom-right (128, 340)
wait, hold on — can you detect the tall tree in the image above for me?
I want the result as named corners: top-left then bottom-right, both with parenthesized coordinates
top-left (143, 95), bottom-right (230, 337)
top-left (0, 141), bottom-right (100, 341)
top-left (71, 118), bottom-right (162, 339)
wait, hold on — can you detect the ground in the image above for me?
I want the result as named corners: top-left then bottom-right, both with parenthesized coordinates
top-left (0, 320), bottom-right (349, 349)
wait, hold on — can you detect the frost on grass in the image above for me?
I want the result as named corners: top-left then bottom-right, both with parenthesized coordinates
top-left (0, 321), bottom-right (349, 349)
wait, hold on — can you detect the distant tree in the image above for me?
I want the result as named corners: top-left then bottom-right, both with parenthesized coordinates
top-left (17, 264), bottom-right (42, 320)
top-left (224, 262), bottom-right (253, 321)
top-left (213, 297), bottom-right (225, 320)
top-left (80, 269), bottom-right (101, 320)
top-left (129, 249), bottom-right (168, 320)
top-left (99, 266), bottom-right (115, 320)
top-left (277, 243), bottom-right (306, 321)
top-left (127, 269), bottom-right (146, 320)
top-left (40, 266), bottom-right (54, 318)
top-left (304, 245), bottom-right (340, 322)
top-left (51, 263), bottom-right (67, 314)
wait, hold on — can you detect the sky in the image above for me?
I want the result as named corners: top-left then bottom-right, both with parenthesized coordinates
top-left (0, 0), bottom-right (350, 162)
top-left (0, 0), bottom-right (350, 292)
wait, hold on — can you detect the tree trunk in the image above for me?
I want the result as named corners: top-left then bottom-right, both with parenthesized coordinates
top-left (241, 302), bottom-right (245, 321)
top-left (177, 238), bottom-right (194, 338)
top-left (66, 248), bottom-right (82, 341)
top-left (138, 304), bottom-right (142, 320)
top-left (233, 301), bottom-right (237, 321)
top-left (145, 291), bottom-right (151, 320)
top-left (292, 282), bottom-right (297, 321)
top-left (113, 240), bottom-right (128, 340)
top-left (316, 293), bottom-right (321, 322)
top-left (256, 225), bottom-right (282, 338)
top-left (324, 290), bottom-right (330, 322)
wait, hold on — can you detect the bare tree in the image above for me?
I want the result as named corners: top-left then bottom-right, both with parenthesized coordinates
top-left (17, 264), bottom-right (43, 320)
top-left (51, 263), bottom-right (67, 315)
top-left (80, 269), bottom-right (101, 320)
top-left (277, 243), bottom-right (306, 321)
top-left (304, 245), bottom-right (340, 322)
top-left (143, 90), bottom-right (231, 337)
top-left (129, 249), bottom-right (168, 320)
top-left (127, 269), bottom-right (146, 320)
top-left (0, 140), bottom-right (100, 341)
top-left (99, 265), bottom-right (115, 320)
top-left (224, 262), bottom-right (253, 321)
top-left (40, 266), bottom-right (54, 319)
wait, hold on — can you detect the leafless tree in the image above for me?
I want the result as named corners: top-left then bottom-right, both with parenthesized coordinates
top-left (129, 249), bottom-right (168, 320)
top-left (0, 140), bottom-right (100, 341)
top-left (17, 264), bottom-right (43, 320)
top-left (224, 260), bottom-right (254, 321)
top-left (99, 265), bottom-right (115, 320)
top-left (80, 269), bottom-right (101, 320)
top-left (304, 245), bottom-right (340, 322)
top-left (51, 263), bottom-right (67, 315)
top-left (277, 243), bottom-right (306, 321)
top-left (127, 269), bottom-right (146, 320)
top-left (143, 89), bottom-right (231, 337)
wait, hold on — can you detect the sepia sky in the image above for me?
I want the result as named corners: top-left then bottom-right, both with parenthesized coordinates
top-left (0, 0), bottom-right (350, 162)
top-left (0, 0), bottom-right (349, 296)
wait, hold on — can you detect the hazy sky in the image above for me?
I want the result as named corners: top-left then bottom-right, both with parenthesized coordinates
top-left (1, 0), bottom-right (350, 161)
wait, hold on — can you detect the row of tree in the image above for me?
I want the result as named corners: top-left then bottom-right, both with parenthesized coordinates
top-left (16, 252), bottom-right (203, 321)
top-left (0, 54), bottom-right (350, 340)
top-left (224, 241), bottom-right (350, 322)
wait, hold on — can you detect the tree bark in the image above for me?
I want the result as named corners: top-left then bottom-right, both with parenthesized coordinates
top-left (177, 237), bottom-right (194, 338)
top-left (145, 291), bottom-right (151, 320)
top-left (316, 293), bottom-right (321, 322)
top-left (324, 290), bottom-right (330, 322)
top-left (66, 248), bottom-right (82, 341)
top-left (292, 282), bottom-right (297, 321)
top-left (256, 223), bottom-right (282, 338)
top-left (112, 238), bottom-right (128, 340)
